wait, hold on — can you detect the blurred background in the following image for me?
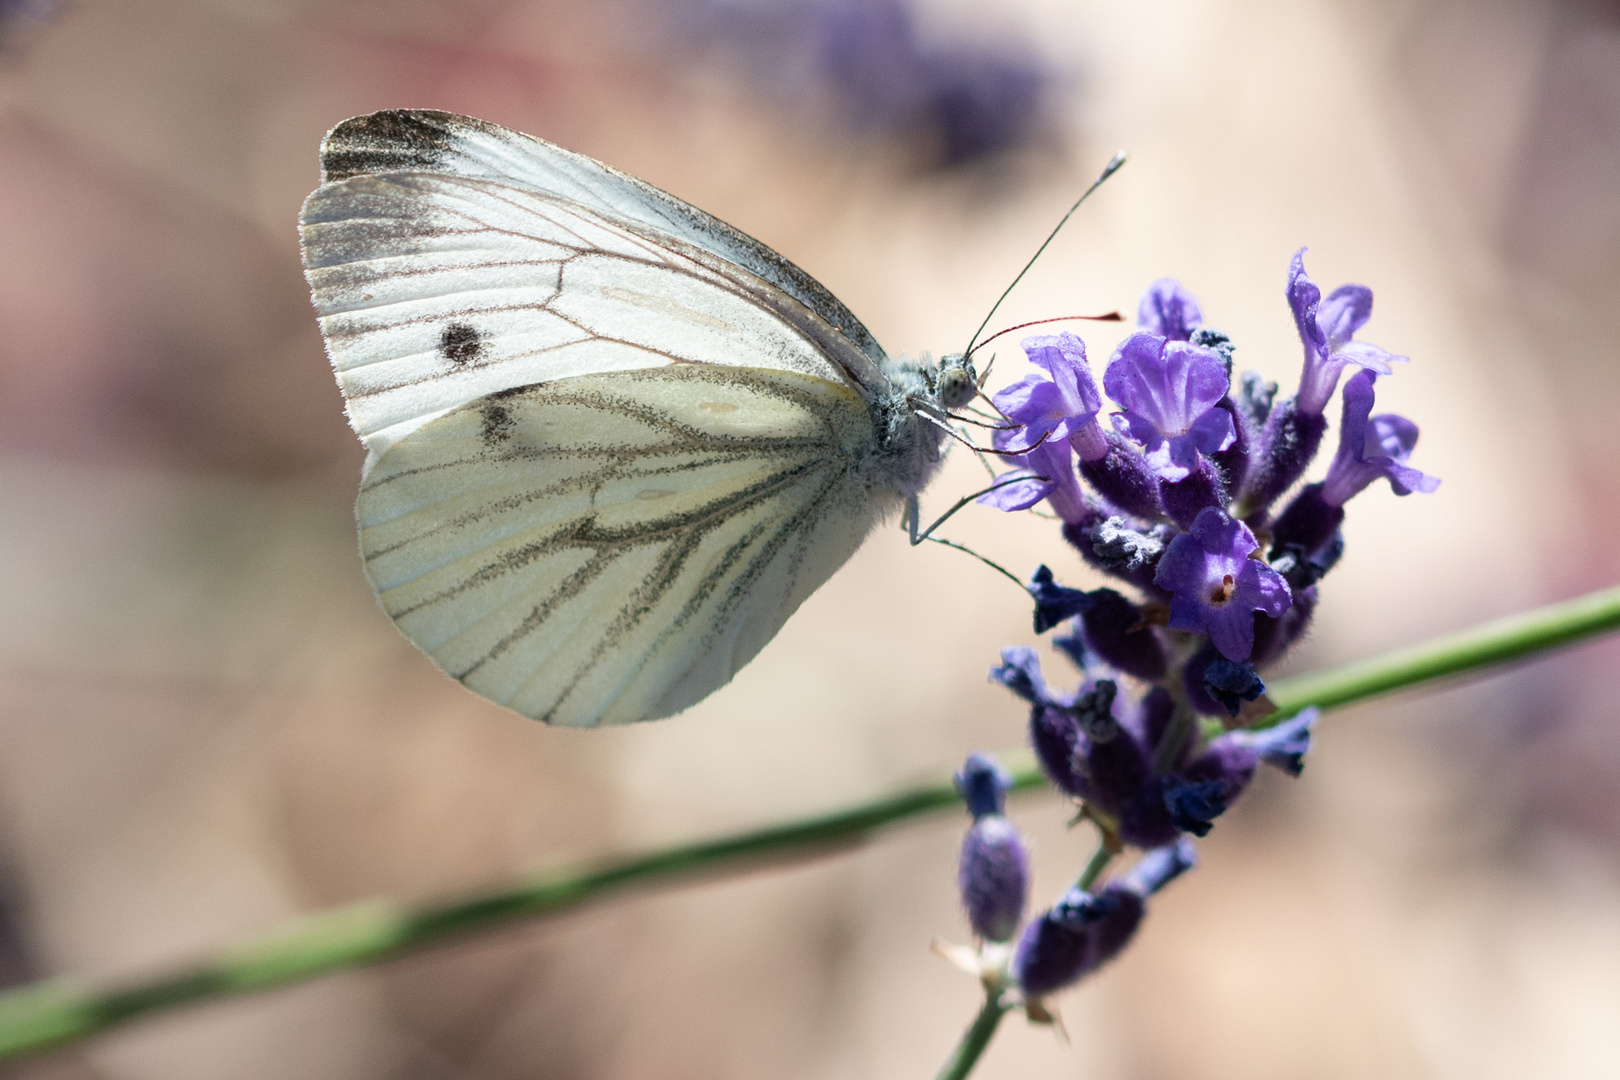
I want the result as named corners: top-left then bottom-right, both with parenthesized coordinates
top-left (1, 0), bottom-right (1618, 1076)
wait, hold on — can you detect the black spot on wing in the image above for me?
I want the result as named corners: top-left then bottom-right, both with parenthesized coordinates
top-left (320, 110), bottom-right (501, 182)
top-left (479, 402), bottom-right (515, 445)
top-left (439, 322), bottom-right (484, 365)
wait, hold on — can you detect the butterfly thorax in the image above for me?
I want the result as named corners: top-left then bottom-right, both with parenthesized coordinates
top-left (871, 352), bottom-right (978, 498)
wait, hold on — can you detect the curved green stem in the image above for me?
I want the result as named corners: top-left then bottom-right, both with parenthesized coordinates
top-left (1263, 582), bottom-right (1620, 722)
top-left (933, 990), bottom-right (1011, 1080)
top-left (0, 582), bottom-right (1617, 1061)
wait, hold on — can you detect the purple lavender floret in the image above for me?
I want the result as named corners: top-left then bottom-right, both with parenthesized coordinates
top-left (1137, 279), bottom-right (1204, 341)
top-left (1289, 249), bottom-right (1406, 416)
top-left (1229, 706), bottom-right (1319, 778)
top-left (978, 333), bottom-right (1104, 521)
top-left (1012, 838), bottom-right (1196, 996)
top-left (954, 753), bottom-right (1029, 942)
top-left (1104, 333), bottom-right (1235, 482)
top-left (1154, 508), bottom-right (1292, 661)
top-left (1321, 370), bottom-right (1439, 505)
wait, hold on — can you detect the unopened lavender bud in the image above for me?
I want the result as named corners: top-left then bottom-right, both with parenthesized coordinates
top-left (1160, 456), bottom-right (1229, 529)
top-left (1209, 397), bottom-right (1253, 495)
top-left (1012, 886), bottom-right (1143, 996)
top-left (1013, 839), bottom-right (1195, 997)
top-left (955, 752), bottom-right (1014, 819)
top-left (1071, 516), bottom-right (1173, 594)
top-left (1238, 397), bottom-right (1328, 520)
top-left (1078, 432), bottom-right (1165, 519)
top-left (954, 754), bottom-right (1029, 942)
top-left (1237, 370), bottom-right (1278, 428)
top-left (1028, 565), bottom-right (1092, 634)
top-left (1067, 587), bottom-right (1167, 680)
top-left (1201, 658), bottom-right (1266, 718)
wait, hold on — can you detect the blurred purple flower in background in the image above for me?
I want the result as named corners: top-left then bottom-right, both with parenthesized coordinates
top-left (670, 0), bottom-right (1062, 169)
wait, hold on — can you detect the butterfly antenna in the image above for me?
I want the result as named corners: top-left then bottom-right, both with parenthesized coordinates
top-left (962, 151), bottom-right (1128, 362)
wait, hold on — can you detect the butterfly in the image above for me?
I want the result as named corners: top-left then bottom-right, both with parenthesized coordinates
top-left (299, 110), bottom-right (980, 728)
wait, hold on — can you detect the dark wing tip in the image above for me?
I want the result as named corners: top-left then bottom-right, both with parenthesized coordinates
top-left (319, 110), bottom-right (500, 183)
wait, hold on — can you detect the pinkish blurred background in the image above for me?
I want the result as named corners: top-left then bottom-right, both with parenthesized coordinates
top-left (1, 0), bottom-right (1619, 1077)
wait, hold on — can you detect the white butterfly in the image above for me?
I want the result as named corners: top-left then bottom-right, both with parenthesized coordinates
top-left (300, 110), bottom-right (977, 728)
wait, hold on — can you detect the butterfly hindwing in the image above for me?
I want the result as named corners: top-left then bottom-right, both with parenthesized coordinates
top-left (357, 366), bottom-right (888, 727)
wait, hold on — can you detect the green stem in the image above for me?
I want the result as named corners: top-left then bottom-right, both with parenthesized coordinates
top-left (1076, 844), bottom-right (1115, 891)
top-left (933, 990), bottom-right (1010, 1080)
top-left (1264, 582), bottom-right (1620, 722)
top-left (0, 582), bottom-right (1618, 1060)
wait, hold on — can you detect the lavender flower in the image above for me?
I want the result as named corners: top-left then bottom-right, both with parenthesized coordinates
top-left (1321, 371), bottom-right (1439, 505)
top-left (1136, 279), bottom-right (1203, 341)
top-left (1012, 838), bottom-right (1196, 997)
top-left (955, 753), bottom-right (1030, 942)
top-left (1104, 333), bottom-right (1234, 482)
top-left (1154, 508), bottom-right (1292, 661)
top-left (1270, 370), bottom-right (1439, 557)
top-left (979, 333), bottom-right (1105, 521)
top-left (1289, 249), bottom-right (1405, 416)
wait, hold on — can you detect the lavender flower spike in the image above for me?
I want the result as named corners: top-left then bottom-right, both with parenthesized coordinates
top-left (1290, 249), bottom-right (1406, 415)
top-left (1137, 279), bottom-right (1204, 341)
top-left (1321, 370), bottom-right (1440, 506)
top-left (1104, 333), bottom-right (1234, 481)
top-left (1154, 508), bottom-right (1292, 661)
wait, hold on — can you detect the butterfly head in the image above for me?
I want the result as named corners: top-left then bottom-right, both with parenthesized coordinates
top-left (935, 353), bottom-right (979, 412)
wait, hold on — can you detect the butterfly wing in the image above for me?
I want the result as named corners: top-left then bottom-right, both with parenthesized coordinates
top-left (359, 366), bottom-right (887, 727)
top-left (300, 112), bottom-right (901, 725)
top-left (316, 110), bottom-right (889, 375)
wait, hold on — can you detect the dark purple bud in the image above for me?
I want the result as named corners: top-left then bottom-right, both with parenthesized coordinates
top-left (1031, 705), bottom-right (1086, 797)
top-left (1078, 432), bottom-right (1166, 519)
top-left (1012, 839), bottom-right (1195, 996)
top-left (1202, 658), bottom-right (1266, 718)
top-left (1238, 397), bottom-right (1328, 521)
top-left (1117, 780), bottom-right (1184, 848)
top-left (955, 752), bottom-right (1015, 818)
top-left (1069, 587), bottom-right (1167, 680)
top-left (1028, 565), bottom-right (1093, 633)
top-left (1182, 644), bottom-right (1227, 718)
top-left (1124, 686), bottom-right (1176, 750)
top-left (958, 814), bottom-right (1030, 942)
top-left (1270, 483), bottom-right (1345, 559)
top-left (1071, 680), bottom-right (1120, 742)
top-left (1161, 776), bottom-right (1234, 836)
top-left (1160, 456), bottom-right (1229, 529)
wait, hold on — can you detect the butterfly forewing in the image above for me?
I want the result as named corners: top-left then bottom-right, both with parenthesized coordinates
top-left (303, 172), bottom-right (857, 462)
top-left (356, 366), bottom-right (888, 727)
top-left (316, 110), bottom-right (888, 376)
